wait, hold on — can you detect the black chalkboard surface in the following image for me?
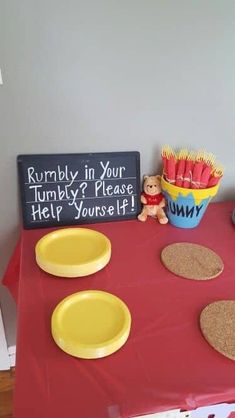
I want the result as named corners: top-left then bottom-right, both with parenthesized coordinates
top-left (18, 152), bottom-right (141, 229)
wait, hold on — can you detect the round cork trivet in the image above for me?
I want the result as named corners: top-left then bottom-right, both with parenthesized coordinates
top-left (161, 243), bottom-right (223, 280)
top-left (200, 300), bottom-right (235, 361)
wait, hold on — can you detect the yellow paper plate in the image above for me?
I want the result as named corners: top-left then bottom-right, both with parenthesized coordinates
top-left (51, 290), bottom-right (131, 359)
top-left (35, 228), bottom-right (111, 277)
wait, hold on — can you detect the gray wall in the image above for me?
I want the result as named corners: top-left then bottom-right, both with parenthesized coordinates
top-left (1, 1), bottom-right (235, 338)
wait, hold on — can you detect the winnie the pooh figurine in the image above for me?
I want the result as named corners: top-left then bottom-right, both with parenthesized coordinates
top-left (138, 175), bottom-right (168, 224)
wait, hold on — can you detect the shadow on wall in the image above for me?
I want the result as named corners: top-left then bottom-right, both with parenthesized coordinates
top-left (219, 186), bottom-right (235, 202)
top-left (0, 284), bottom-right (17, 348)
top-left (0, 225), bottom-right (19, 348)
top-left (0, 225), bottom-right (19, 278)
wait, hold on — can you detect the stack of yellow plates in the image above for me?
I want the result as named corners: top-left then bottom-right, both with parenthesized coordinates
top-left (35, 228), bottom-right (111, 277)
top-left (51, 290), bottom-right (131, 359)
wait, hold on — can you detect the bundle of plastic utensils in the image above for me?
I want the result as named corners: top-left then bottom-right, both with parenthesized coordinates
top-left (161, 146), bottom-right (224, 189)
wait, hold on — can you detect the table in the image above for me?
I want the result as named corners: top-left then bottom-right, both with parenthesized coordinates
top-left (3, 201), bottom-right (235, 418)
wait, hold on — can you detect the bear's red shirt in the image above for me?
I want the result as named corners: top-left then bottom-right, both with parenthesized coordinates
top-left (142, 192), bottom-right (164, 205)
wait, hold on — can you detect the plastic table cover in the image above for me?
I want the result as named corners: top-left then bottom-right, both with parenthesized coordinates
top-left (3, 201), bottom-right (235, 418)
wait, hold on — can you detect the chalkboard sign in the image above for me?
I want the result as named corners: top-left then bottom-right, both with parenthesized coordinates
top-left (18, 152), bottom-right (141, 229)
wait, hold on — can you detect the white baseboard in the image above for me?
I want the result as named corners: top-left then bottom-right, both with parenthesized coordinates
top-left (0, 307), bottom-right (11, 370)
top-left (9, 351), bottom-right (16, 367)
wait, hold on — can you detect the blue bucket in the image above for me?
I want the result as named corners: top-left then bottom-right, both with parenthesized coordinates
top-left (161, 177), bottom-right (219, 228)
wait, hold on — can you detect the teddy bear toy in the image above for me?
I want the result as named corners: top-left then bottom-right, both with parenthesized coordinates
top-left (138, 175), bottom-right (168, 224)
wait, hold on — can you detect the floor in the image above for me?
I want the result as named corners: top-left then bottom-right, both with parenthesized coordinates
top-left (0, 368), bottom-right (14, 418)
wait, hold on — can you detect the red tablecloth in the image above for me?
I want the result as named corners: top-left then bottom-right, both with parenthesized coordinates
top-left (3, 201), bottom-right (235, 418)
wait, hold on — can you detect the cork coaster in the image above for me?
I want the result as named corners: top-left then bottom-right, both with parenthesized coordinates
top-left (200, 301), bottom-right (235, 361)
top-left (161, 242), bottom-right (223, 280)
